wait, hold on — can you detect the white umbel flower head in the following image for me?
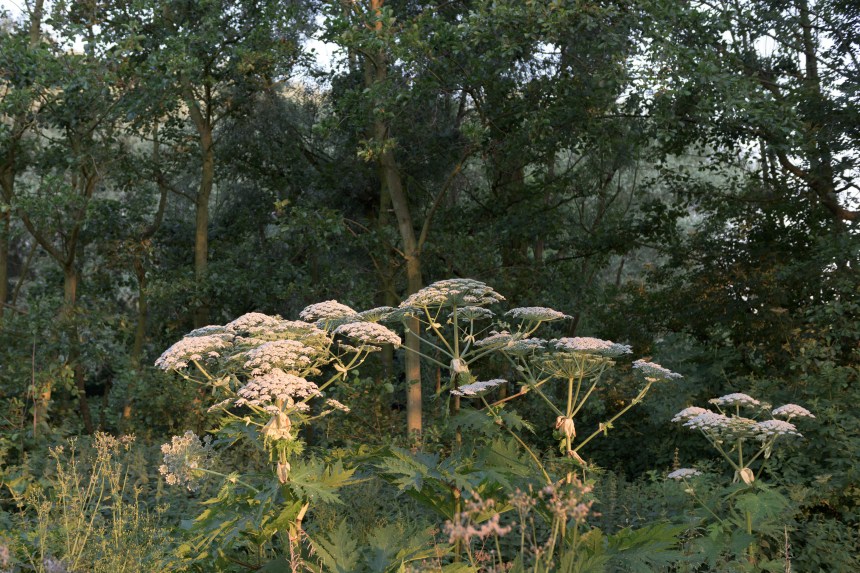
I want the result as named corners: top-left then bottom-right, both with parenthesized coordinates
top-left (475, 330), bottom-right (513, 347)
top-left (155, 334), bottom-right (233, 370)
top-left (505, 307), bottom-right (570, 322)
top-left (243, 340), bottom-right (323, 375)
top-left (357, 307), bottom-right (395, 323)
top-left (225, 312), bottom-right (282, 334)
top-left (709, 393), bottom-right (762, 408)
top-left (236, 368), bottom-right (320, 409)
top-left (159, 430), bottom-right (212, 491)
top-left (552, 337), bottom-right (632, 358)
top-left (334, 322), bottom-right (401, 348)
top-left (501, 338), bottom-right (546, 356)
top-left (771, 404), bottom-right (815, 420)
top-left (671, 406), bottom-right (710, 423)
top-left (451, 379), bottom-right (507, 397)
top-left (400, 278), bottom-right (505, 308)
top-left (450, 306), bottom-right (495, 321)
top-left (667, 468), bottom-right (702, 480)
top-left (683, 411), bottom-right (731, 431)
top-left (632, 360), bottom-right (683, 380)
top-left (299, 300), bottom-right (358, 323)
top-left (325, 398), bottom-right (350, 413)
top-left (186, 325), bottom-right (227, 337)
top-left (755, 419), bottom-right (801, 439)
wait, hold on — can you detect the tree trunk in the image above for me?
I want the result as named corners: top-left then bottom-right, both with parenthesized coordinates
top-left (363, 0), bottom-right (424, 436)
top-left (62, 265), bottom-right (94, 434)
top-left (381, 145), bottom-right (423, 436)
top-left (193, 124), bottom-right (213, 327)
top-left (0, 209), bottom-right (8, 326)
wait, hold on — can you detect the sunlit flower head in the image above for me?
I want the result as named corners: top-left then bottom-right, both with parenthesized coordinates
top-left (505, 306), bottom-right (570, 322)
top-left (450, 306), bottom-right (495, 321)
top-left (225, 312), bottom-right (282, 334)
top-left (334, 321), bottom-right (401, 348)
top-left (185, 325), bottom-right (227, 337)
top-left (357, 306), bottom-right (395, 323)
top-left (552, 337), bottom-right (632, 358)
top-left (632, 359), bottom-right (682, 380)
top-left (709, 393), bottom-right (762, 408)
top-left (755, 419), bottom-right (801, 440)
top-left (501, 338), bottom-right (546, 356)
top-left (771, 404), bottom-right (815, 420)
top-left (155, 334), bottom-right (233, 370)
top-left (299, 300), bottom-right (358, 323)
top-left (243, 340), bottom-right (324, 376)
top-left (451, 378), bottom-right (507, 397)
top-left (400, 278), bottom-right (505, 309)
top-left (474, 330), bottom-right (513, 347)
top-left (159, 430), bottom-right (212, 491)
top-left (683, 411), bottom-right (731, 431)
top-left (325, 398), bottom-right (350, 413)
top-left (668, 468), bottom-right (702, 480)
top-left (671, 406), bottom-right (710, 422)
top-left (236, 368), bottom-right (319, 410)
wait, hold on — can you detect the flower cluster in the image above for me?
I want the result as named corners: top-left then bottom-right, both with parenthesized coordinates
top-left (754, 419), bottom-right (801, 439)
top-left (671, 406), bottom-right (710, 422)
top-left (676, 396), bottom-right (811, 442)
top-left (357, 306), bottom-right (395, 322)
top-left (185, 325), bottom-right (227, 337)
top-left (551, 337), bottom-right (632, 358)
top-left (444, 494), bottom-right (512, 544)
top-left (400, 278), bottom-right (505, 309)
top-left (501, 338), bottom-right (546, 356)
top-left (235, 369), bottom-right (320, 412)
top-left (682, 411), bottom-right (731, 431)
top-left (539, 478), bottom-right (594, 524)
top-left (225, 312), bottom-right (283, 334)
top-left (334, 321), bottom-right (402, 347)
top-left (632, 359), bottom-right (683, 380)
top-left (668, 468), bottom-right (701, 480)
top-left (505, 306), bottom-right (569, 322)
top-left (450, 306), bottom-right (495, 321)
top-left (709, 393), bottom-right (763, 408)
top-left (772, 404), bottom-right (815, 419)
top-left (474, 330), bottom-right (513, 347)
top-left (159, 430), bottom-right (212, 491)
top-left (155, 334), bottom-right (234, 370)
top-left (451, 378), bottom-right (507, 397)
top-left (243, 340), bottom-right (324, 376)
top-left (299, 300), bottom-right (357, 323)
top-left (325, 398), bottom-right (350, 412)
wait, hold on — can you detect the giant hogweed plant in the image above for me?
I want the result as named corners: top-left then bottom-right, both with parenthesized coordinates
top-left (154, 306), bottom-right (402, 569)
top-left (348, 279), bottom-right (686, 570)
top-left (668, 395), bottom-right (816, 571)
top-left (156, 279), bottom-right (686, 571)
top-left (369, 279), bottom-right (682, 478)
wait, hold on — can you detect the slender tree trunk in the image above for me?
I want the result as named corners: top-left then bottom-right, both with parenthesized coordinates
top-left (0, 207), bottom-right (8, 326)
top-left (363, 0), bottom-right (424, 436)
top-left (62, 265), bottom-right (94, 434)
top-left (381, 146), bottom-right (423, 436)
top-left (193, 125), bottom-right (213, 327)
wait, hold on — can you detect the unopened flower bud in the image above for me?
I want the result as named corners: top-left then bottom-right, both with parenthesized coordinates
top-left (262, 412), bottom-right (292, 441)
top-left (277, 461), bottom-right (291, 484)
top-left (555, 416), bottom-right (576, 439)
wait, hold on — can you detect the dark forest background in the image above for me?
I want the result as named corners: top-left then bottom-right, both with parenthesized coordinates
top-left (0, 0), bottom-right (858, 571)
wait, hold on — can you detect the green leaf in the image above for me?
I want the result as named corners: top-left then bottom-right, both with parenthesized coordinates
top-left (288, 459), bottom-right (356, 504)
top-left (312, 519), bottom-right (361, 572)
